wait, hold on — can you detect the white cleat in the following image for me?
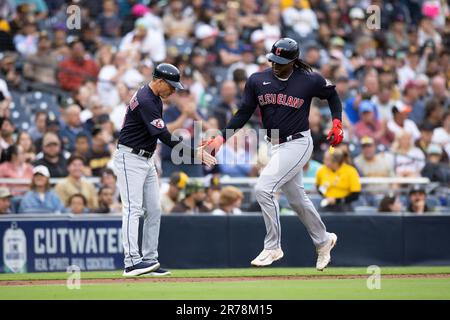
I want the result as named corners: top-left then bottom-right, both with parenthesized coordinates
top-left (251, 248), bottom-right (284, 267)
top-left (316, 233), bottom-right (338, 271)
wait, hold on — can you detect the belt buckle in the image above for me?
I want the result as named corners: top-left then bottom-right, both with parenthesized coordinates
top-left (286, 135), bottom-right (293, 142)
top-left (138, 149), bottom-right (145, 157)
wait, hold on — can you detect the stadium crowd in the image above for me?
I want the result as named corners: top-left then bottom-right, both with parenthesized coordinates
top-left (0, 0), bottom-right (449, 215)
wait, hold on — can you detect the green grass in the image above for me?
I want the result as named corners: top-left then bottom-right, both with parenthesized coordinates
top-left (0, 267), bottom-right (449, 300)
top-left (0, 266), bottom-right (449, 281)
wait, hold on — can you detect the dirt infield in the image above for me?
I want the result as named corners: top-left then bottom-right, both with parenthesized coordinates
top-left (1, 273), bottom-right (449, 287)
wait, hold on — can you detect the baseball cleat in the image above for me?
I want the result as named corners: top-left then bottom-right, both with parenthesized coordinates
top-left (316, 233), bottom-right (338, 271)
top-left (144, 267), bottom-right (171, 276)
top-left (251, 248), bottom-right (284, 267)
top-left (123, 261), bottom-right (160, 277)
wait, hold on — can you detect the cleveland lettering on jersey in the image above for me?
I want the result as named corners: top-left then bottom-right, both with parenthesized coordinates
top-left (258, 93), bottom-right (304, 109)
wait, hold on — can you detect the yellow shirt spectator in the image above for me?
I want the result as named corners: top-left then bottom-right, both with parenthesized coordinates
top-left (316, 163), bottom-right (361, 199)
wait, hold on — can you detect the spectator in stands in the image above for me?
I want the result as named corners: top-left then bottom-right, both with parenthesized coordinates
top-left (193, 24), bottom-right (219, 65)
top-left (0, 117), bottom-right (15, 150)
top-left (73, 133), bottom-right (90, 160)
top-left (354, 100), bottom-right (394, 147)
top-left (86, 127), bottom-right (111, 177)
top-left (421, 144), bottom-right (450, 183)
top-left (282, 0), bottom-right (319, 41)
top-left (33, 132), bottom-right (68, 178)
top-left (66, 193), bottom-right (89, 214)
top-left (16, 131), bottom-right (36, 163)
top-left (99, 168), bottom-right (120, 206)
top-left (119, 17), bottom-right (166, 63)
top-left (18, 165), bottom-right (65, 214)
top-left (171, 180), bottom-right (209, 214)
top-left (212, 80), bottom-right (238, 130)
top-left (423, 98), bottom-right (445, 129)
top-left (212, 186), bottom-right (243, 215)
top-left (216, 128), bottom-right (258, 177)
top-left (316, 149), bottom-right (361, 212)
top-left (55, 155), bottom-right (98, 210)
top-left (416, 122), bottom-right (435, 156)
top-left (378, 193), bottom-right (403, 213)
top-left (97, 0), bottom-right (121, 39)
top-left (94, 186), bottom-right (121, 214)
top-left (162, 0), bottom-right (194, 39)
top-left (23, 31), bottom-right (57, 85)
top-left (160, 171), bottom-right (188, 214)
top-left (13, 21), bottom-right (39, 57)
top-left (261, 5), bottom-right (282, 52)
top-left (407, 185), bottom-right (432, 214)
top-left (203, 174), bottom-right (222, 211)
top-left (57, 39), bottom-right (100, 92)
top-left (218, 26), bottom-right (244, 66)
top-left (355, 136), bottom-right (395, 179)
top-left (34, 112), bottom-right (63, 153)
top-left (403, 81), bottom-right (426, 125)
top-left (431, 111), bottom-right (450, 159)
top-left (390, 130), bottom-right (426, 177)
top-left (59, 104), bottom-right (91, 152)
top-left (429, 75), bottom-right (449, 109)
top-left (387, 101), bottom-right (421, 142)
top-left (82, 95), bottom-right (109, 133)
top-left (29, 111), bottom-right (47, 143)
top-left (0, 186), bottom-right (12, 214)
top-left (0, 145), bottom-right (33, 196)
top-left (0, 52), bottom-right (21, 88)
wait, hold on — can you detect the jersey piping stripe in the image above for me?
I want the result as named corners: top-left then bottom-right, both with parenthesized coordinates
top-left (270, 137), bottom-right (311, 248)
top-left (122, 153), bottom-right (134, 266)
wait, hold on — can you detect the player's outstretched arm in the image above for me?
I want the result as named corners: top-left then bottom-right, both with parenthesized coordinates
top-left (195, 145), bottom-right (218, 168)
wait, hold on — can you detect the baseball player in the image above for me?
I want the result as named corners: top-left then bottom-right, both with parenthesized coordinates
top-left (113, 63), bottom-right (216, 277)
top-left (203, 38), bottom-right (344, 270)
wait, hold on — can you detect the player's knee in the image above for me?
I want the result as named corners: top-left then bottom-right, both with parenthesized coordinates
top-left (255, 184), bottom-right (272, 201)
top-left (127, 205), bottom-right (145, 217)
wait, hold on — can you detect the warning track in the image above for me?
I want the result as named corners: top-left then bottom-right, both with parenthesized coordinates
top-left (1, 274), bottom-right (449, 286)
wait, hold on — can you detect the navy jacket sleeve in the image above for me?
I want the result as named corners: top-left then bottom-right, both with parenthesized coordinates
top-left (138, 98), bottom-right (170, 137)
top-left (221, 75), bottom-right (258, 139)
top-left (312, 72), bottom-right (342, 121)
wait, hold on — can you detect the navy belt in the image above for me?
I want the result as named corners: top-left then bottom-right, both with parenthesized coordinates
top-left (265, 132), bottom-right (304, 145)
top-left (118, 144), bottom-right (154, 159)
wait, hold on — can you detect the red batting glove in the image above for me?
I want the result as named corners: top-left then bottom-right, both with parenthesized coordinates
top-left (202, 136), bottom-right (225, 156)
top-left (326, 119), bottom-right (344, 147)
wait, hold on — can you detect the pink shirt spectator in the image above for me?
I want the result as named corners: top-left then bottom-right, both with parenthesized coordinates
top-left (0, 162), bottom-right (34, 196)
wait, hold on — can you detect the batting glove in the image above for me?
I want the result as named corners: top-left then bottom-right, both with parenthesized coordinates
top-left (326, 119), bottom-right (344, 147)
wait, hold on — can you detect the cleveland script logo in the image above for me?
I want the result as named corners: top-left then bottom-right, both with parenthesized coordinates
top-left (151, 119), bottom-right (165, 129)
top-left (258, 94), bottom-right (304, 109)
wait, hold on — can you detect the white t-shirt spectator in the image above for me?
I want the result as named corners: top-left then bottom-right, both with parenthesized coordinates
top-left (432, 127), bottom-right (450, 158)
top-left (392, 147), bottom-right (426, 177)
top-left (97, 65), bottom-right (121, 108)
top-left (282, 7), bottom-right (318, 37)
top-left (119, 29), bottom-right (166, 63)
top-left (387, 119), bottom-right (421, 142)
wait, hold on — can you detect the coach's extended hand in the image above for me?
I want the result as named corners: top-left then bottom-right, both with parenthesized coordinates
top-left (201, 136), bottom-right (225, 156)
top-left (196, 145), bottom-right (218, 168)
top-left (326, 119), bottom-right (344, 147)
